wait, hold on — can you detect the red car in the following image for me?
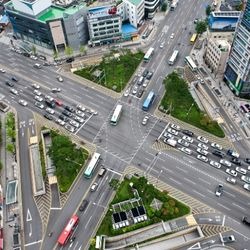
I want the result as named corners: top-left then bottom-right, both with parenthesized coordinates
top-left (55, 99), bottom-right (63, 106)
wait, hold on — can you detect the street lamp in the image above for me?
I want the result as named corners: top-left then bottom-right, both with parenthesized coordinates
top-left (186, 102), bottom-right (194, 120)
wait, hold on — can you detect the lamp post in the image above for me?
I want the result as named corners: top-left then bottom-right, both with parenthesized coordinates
top-left (186, 102), bottom-right (194, 120)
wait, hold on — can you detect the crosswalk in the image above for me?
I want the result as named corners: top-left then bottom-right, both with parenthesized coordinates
top-left (124, 166), bottom-right (215, 215)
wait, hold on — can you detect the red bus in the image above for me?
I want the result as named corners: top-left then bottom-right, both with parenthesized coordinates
top-left (57, 215), bottom-right (79, 246)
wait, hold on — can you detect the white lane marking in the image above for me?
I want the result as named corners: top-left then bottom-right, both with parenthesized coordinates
top-left (26, 208), bottom-right (32, 221)
top-left (184, 177), bottom-right (196, 185)
top-left (29, 224), bottom-right (32, 237)
top-left (198, 177), bottom-right (211, 185)
top-left (24, 240), bottom-right (42, 246)
top-left (169, 177), bottom-right (182, 185)
top-left (222, 215), bottom-right (226, 226)
top-left (232, 202), bottom-right (246, 211)
top-left (192, 190), bottom-right (205, 197)
top-left (217, 203), bottom-right (231, 211)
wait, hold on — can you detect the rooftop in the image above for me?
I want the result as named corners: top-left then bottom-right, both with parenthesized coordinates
top-left (38, 4), bottom-right (84, 22)
top-left (126, 0), bottom-right (143, 6)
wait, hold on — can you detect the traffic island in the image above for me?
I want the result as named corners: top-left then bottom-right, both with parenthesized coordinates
top-left (92, 175), bottom-right (190, 249)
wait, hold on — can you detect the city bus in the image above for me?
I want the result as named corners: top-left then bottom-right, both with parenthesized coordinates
top-left (190, 33), bottom-right (198, 44)
top-left (168, 50), bottom-right (179, 65)
top-left (84, 152), bottom-right (101, 178)
top-left (57, 215), bottom-right (79, 246)
top-left (110, 104), bottom-right (123, 125)
top-left (144, 47), bottom-right (154, 62)
top-left (184, 56), bottom-right (198, 72)
top-left (142, 91), bottom-right (155, 111)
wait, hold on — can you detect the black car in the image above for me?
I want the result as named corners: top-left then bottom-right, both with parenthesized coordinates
top-left (62, 110), bottom-right (73, 117)
top-left (59, 115), bottom-right (69, 122)
top-left (66, 57), bottom-right (74, 63)
top-left (242, 216), bottom-right (250, 226)
top-left (137, 88), bottom-right (144, 98)
top-left (142, 69), bottom-right (149, 77)
top-left (44, 113), bottom-right (53, 120)
top-left (212, 150), bottom-right (224, 158)
top-left (11, 76), bottom-right (18, 82)
top-left (6, 81), bottom-right (14, 87)
top-left (231, 157), bottom-right (242, 166)
top-left (22, 52), bottom-right (30, 57)
top-left (79, 200), bottom-right (89, 212)
top-left (45, 100), bottom-right (56, 108)
top-left (182, 129), bottom-right (194, 137)
top-left (65, 106), bottom-right (75, 113)
top-left (245, 158), bottom-right (250, 164)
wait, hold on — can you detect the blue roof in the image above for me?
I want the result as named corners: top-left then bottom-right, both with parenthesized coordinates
top-left (122, 23), bottom-right (137, 34)
top-left (208, 15), bottom-right (239, 31)
top-left (0, 15), bottom-right (9, 25)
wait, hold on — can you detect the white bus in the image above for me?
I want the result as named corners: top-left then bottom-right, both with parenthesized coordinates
top-left (168, 50), bottom-right (179, 65)
top-left (110, 104), bottom-right (123, 125)
top-left (185, 56), bottom-right (198, 71)
top-left (144, 47), bottom-right (154, 62)
top-left (84, 153), bottom-right (101, 178)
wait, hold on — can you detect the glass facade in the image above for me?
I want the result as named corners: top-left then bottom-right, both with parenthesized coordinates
top-left (241, 0), bottom-right (250, 32)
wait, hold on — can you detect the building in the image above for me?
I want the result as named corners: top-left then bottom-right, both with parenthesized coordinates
top-left (5, 0), bottom-right (88, 52)
top-left (144, 0), bottom-right (160, 19)
top-left (122, 0), bottom-right (144, 28)
top-left (224, 0), bottom-right (250, 97)
top-left (204, 39), bottom-right (230, 75)
top-left (87, 6), bottom-right (122, 46)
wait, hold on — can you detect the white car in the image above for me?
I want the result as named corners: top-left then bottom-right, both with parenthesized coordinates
top-left (163, 132), bottom-right (174, 139)
top-left (235, 167), bottom-right (247, 175)
top-left (10, 88), bottom-right (18, 95)
top-left (45, 95), bottom-right (54, 102)
top-left (170, 33), bottom-right (175, 39)
top-left (167, 128), bottom-right (178, 136)
top-left (220, 159), bottom-right (232, 167)
top-left (76, 104), bottom-right (86, 112)
top-left (197, 148), bottom-right (208, 156)
top-left (76, 110), bottom-right (85, 118)
top-left (51, 88), bottom-right (61, 93)
top-left (180, 147), bottom-right (192, 155)
top-left (35, 101), bottom-right (44, 109)
top-left (226, 177), bottom-right (236, 184)
top-left (243, 183), bottom-right (250, 191)
top-left (197, 136), bottom-right (208, 143)
top-left (226, 168), bottom-right (237, 177)
top-left (159, 42), bottom-right (164, 48)
top-left (132, 86), bottom-right (138, 95)
top-left (211, 142), bottom-right (222, 150)
top-left (46, 107), bottom-right (55, 114)
top-left (124, 89), bottom-right (130, 97)
top-left (197, 154), bottom-right (208, 162)
top-left (56, 76), bottom-right (63, 82)
top-left (56, 119), bottom-right (65, 126)
top-left (0, 68), bottom-right (6, 73)
top-left (142, 81), bottom-right (148, 88)
top-left (32, 83), bottom-right (40, 89)
top-left (34, 95), bottom-right (43, 102)
top-left (90, 182), bottom-right (98, 192)
top-left (198, 143), bottom-right (208, 150)
top-left (170, 124), bottom-right (180, 131)
top-left (65, 124), bottom-right (75, 133)
top-left (142, 115), bottom-right (149, 125)
top-left (215, 184), bottom-right (223, 197)
top-left (73, 115), bottom-right (84, 123)
top-left (210, 160), bottom-right (221, 168)
top-left (18, 99), bottom-right (28, 106)
top-left (241, 175), bottom-right (250, 184)
top-left (182, 135), bottom-right (193, 143)
top-left (30, 55), bottom-right (38, 60)
top-left (34, 90), bottom-right (42, 96)
top-left (177, 139), bottom-right (189, 147)
top-left (69, 120), bottom-right (80, 128)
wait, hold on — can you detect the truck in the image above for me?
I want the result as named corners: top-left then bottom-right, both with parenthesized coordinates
top-left (164, 138), bottom-right (177, 147)
top-left (170, 0), bottom-right (179, 10)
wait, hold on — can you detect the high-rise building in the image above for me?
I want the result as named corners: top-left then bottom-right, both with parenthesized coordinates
top-left (224, 0), bottom-right (250, 97)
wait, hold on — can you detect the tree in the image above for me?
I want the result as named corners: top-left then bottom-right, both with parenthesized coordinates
top-left (161, 2), bottom-right (167, 12)
top-left (109, 178), bottom-right (120, 190)
top-left (32, 45), bottom-right (37, 55)
top-left (205, 5), bottom-right (212, 16)
top-left (79, 45), bottom-right (86, 55)
top-left (64, 46), bottom-right (73, 56)
top-left (6, 143), bottom-right (15, 153)
top-left (195, 20), bottom-right (207, 35)
top-left (236, 3), bottom-right (243, 11)
top-left (53, 50), bottom-right (58, 59)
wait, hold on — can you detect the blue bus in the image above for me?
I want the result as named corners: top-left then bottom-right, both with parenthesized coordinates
top-left (142, 91), bottom-right (155, 111)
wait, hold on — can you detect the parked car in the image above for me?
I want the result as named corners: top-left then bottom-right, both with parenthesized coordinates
top-left (65, 106), bottom-right (75, 113)
top-left (18, 99), bottom-right (28, 106)
top-left (209, 160), bottom-right (221, 169)
top-left (146, 71), bottom-right (153, 80)
top-left (182, 129), bottom-right (194, 137)
top-left (34, 90), bottom-right (42, 96)
top-left (213, 150), bottom-right (224, 158)
top-left (44, 113), bottom-right (53, 120)
top-left (35, 101), bottom-right (44, 109)
top-left (32, 83), bottom-right (40, 89)
top-left (46, 107), bottom-right (55, 114)
top-left (226, 168), bottom-right (237, 177)
top-left (6, 81), bottom-right (14, 87)
top-left (226, 177), bottom-right (236, 184)
top-left (243, 183), bottom-right (250, 191)
top-left (179, 147), bottom-right (192, 155)
top-left (65, 124), bottom-right (75, 133)
top-left (198, 143), bottom-right (208, 150)
top-left (51, 88), bottom-right (61, 93)
top-left (177, 139), bottom-right (189, 147)
top-left (197, 148), bottom-right (208, 156)
top-left (137, 88), bottom-right (144, 98)
top-left (182, 135), bottom-right (193, 143)
top-left (211, 142), bottom-right (222, 150)
top-left (56, 75), bottom-right (63, 82)
top-left (197, 154), bottom-right (208, 162)
top-left (10, 88), bottom-right (18, 95)
top-left (220, 159), bottom-right (232, 167)
top-left (221, 235), bottom-right (235, 243)
top-left (231, 158), bottom-right (242, 166)
top-left (168, 128), bottom-right (178, 136)
top-left (197, 136), bottom-right (208, 144)
top-left (171, 124), bottom-right (180, 130)
top-left (242, 216), bottom-right (250, 226)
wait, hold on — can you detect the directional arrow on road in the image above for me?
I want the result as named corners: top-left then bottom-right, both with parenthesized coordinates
top-left (187, 242), bottom-right (201, 250)
top-left (26, 209), bottom-right (32, 222)
top-left (198, 218), bottom-right (213, 222)
top-left (201, 240), bottom-right (215, 245)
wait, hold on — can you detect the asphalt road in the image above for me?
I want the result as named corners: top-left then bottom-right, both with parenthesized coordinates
top-left (1, 0), bottom-right (250, 249)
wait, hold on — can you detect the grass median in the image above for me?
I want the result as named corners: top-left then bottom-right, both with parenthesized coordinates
top-left (74, 50), bottom-right (144, 92)
top-left (160, 72), bottom-right (225, 138)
